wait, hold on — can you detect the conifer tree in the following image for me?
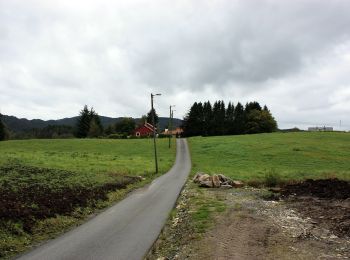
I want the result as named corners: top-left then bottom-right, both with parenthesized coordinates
top-left (75, 105), bottom-right (103, 138)
top-left (225, 102), bottom-right (235, 135)
top-left (182, 102), bottom-right (203, 137)
top-left (147, 108), bottom-right (159, 126)
top-left (183, 100), bottom-right (277, 137)
top-left (212, 101), bottom-right (226, 135)
top-left (233, 102), bottom-right (245, 134)
top-left (0, 113), bottom-right (9, 141)
top-left (75, 105), bottom-right (91, 138)
top-left (202, 101), bottom-right (213, 136)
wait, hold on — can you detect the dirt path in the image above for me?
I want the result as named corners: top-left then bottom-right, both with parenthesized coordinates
top-left (148, 183), bottom-right (350, 260)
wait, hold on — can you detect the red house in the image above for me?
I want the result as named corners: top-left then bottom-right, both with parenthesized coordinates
top-left (133, 123), bottom-right (156, 137)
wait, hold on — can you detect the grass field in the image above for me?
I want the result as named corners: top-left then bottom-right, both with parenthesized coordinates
top-left (0, 138), bottom-right (175, 176)
top-left (0, 138), bottom-right (176, 258)
top-left (189, 132), bottom-right (350, 182)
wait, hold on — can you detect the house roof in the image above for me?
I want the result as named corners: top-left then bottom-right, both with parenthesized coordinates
top-left (134, 123), bottom-right (156, 133)
top-left (144, 122), bottom-right (156, 131)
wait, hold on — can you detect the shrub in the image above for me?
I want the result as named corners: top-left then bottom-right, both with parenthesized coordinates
top-left (264, 169), bottom-right (281, 187)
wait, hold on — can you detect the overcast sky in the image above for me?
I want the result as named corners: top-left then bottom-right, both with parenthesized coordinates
top-left (1, 0), bottom-right (350, 130)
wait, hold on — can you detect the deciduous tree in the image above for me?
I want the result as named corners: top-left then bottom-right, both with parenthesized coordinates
top-left (115, 117), bottom-right (136, 136)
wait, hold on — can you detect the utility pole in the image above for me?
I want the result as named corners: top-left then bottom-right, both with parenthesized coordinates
top-left (168, 105), bottom-right (175, 148)
top-left (171, 109), bottom-right (175, 138)
top-left (151, 93), bottom-right (161, 174)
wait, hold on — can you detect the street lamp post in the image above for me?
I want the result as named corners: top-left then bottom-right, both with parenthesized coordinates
top-left (168, 105), bottom-right (175, 148)
top-left (151, 93), bottom-right (161, 174)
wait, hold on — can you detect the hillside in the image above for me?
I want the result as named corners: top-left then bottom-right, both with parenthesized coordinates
top-left (189, 132), bottom-right (350, 181)
top-left (2, 115), bottom-right (182, 133)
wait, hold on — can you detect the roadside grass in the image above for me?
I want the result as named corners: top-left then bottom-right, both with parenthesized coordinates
top-left (190, 184), bottom-right (227, 234)
top-left (0, 138), bottom-right (176, 259)
top-left (189, 132), bottom-right (350, 183)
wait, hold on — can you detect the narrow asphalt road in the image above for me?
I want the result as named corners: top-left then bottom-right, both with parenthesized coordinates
top-left (17, 139), bottom-right (191, 260)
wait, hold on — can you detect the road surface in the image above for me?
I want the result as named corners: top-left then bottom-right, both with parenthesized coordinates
top-left (18, 139), bottom-right (191, 260)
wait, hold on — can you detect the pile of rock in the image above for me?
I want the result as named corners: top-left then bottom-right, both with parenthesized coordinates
top-left (193, 172), bottom-right (244, 189)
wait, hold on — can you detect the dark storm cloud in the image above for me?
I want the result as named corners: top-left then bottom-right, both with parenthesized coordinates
top-left (0, 0), bottom-right (350, 129)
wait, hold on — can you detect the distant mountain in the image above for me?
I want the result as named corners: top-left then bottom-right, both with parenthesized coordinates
top-left (2, 115), bottom-right (183, 133)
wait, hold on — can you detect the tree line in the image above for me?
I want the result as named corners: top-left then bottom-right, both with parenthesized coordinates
top-left (182, 101), bottom-right (277, 137)
top-left (0, 105), bottom-right (160, 140)
top-left (75, 105), bottom-right (160, 138)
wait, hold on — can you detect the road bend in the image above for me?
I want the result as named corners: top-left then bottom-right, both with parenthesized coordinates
top-left (17, 138), bottom-right (191, 260)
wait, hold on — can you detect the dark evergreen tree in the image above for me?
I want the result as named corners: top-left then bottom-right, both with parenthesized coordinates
top-left (233, 102), bottom-right (245, 134)
top-left (75, 105), bottom-right (91, 138)
top-left (219, 101), bottom-right (226, 135)
top-left (225, 102), bottom-right (235, 135)
top-left (182, 102), bottom-right (204, 137)
top-left (183, 100), bottom-right (277, 137)
top-left (211, 101), bottom-right (226, 135)
top-left (75, 105), bottom-right (103, 138)
top-left (245, 101), bottom-right (262, 112)
top-left (202, 101), bottom-right (213, 136)
top-left (147, 108), bottom-right (159, 126)
top-left (0, 113), bottom-right (9, 141)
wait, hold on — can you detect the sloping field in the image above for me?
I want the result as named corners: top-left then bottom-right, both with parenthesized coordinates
top-left (0, 138), bottom-right (176, 258)
top-left (189, 132), bottom-right (350, 181)
top-left (0, 138), bottom-right (175, 175)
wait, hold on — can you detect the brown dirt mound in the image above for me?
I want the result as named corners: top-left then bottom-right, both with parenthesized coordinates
top-left (280, 178), bottom-right (350, 239)
top-left (281, 178), bottom-right (350, 199)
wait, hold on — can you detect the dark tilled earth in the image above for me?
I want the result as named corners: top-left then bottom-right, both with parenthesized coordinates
top-left (281, 178), bottom-right (350, 239)
top-left (0, 165), bottom-right (141, 231)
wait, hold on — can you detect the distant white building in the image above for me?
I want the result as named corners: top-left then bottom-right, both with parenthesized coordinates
top-left (308, 126), bottom-right (333, 132)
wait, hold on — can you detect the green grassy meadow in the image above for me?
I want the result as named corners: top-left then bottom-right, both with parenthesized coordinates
top-left (0, 138), bottom-right (176, 258)
top-left (0, 138), bottom-right (175, 176)
top-left (189, 132), bottom-right (350, 181)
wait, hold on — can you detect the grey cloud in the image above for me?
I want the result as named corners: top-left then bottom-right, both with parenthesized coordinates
top-left (0, 0), bottom-right (350, 130)
top-left (125, 0), bottom-right (350, 91)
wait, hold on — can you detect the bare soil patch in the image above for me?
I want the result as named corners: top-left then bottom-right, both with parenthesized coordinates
top-left (0, 165), bottom-right (140, 232)
top-left (280, 179), bottom-right (350, 240)
top-left (148, 179), bottom-right (350, 260)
